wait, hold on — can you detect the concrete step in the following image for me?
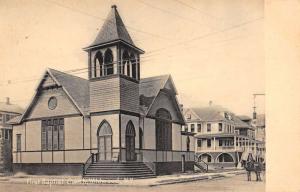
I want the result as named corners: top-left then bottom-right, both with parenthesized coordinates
top-left (86, 168), bottom-right (151, 172)
top-left (83, 161), bottom-right (156, 179)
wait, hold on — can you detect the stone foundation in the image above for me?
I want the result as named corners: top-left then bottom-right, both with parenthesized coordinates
top-left (13, 163), bottom-right (83, 175)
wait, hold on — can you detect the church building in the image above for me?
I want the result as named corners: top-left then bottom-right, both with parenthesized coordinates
top-left (9, 5), bottom-right (194, 178)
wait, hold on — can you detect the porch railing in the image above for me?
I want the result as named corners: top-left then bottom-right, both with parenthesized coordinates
top-left (195, 156), bottom-right (208, 172)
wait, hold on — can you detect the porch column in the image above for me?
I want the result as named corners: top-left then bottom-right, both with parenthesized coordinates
top-left (254, 142), bottom-right (257, 159)
top-left (234, 136), bottom-right (237, 150)
top-left (247, 139), bottom-right (250, 151)
top-left (213, 137), bottom-right (216, 151)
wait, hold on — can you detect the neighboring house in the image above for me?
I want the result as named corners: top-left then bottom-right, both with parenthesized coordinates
top-left (9, 5), bottom-right (194, 177)
top-left (183, 106), bottom-right (258, 169)
top-left (0, 98), bottom-right (22, 172)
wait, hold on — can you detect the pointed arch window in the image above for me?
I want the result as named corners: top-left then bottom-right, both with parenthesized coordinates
top-left (130, 53), bottom-right (137, 79)
top-left (155, 108), bottom-right (172, 151)
top-left (94, 51), bottom-right (103, 77)
top-left (104, 49), bottom-right (114, 75)
top-left (122, 51), bottom-right (129, 75)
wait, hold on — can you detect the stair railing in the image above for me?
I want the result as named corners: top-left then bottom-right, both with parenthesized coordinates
top-left (136, 150), bottom-right (156, 175)
top-left (82, 153), bottom-right (94, 177)
top-left (195, 157), bottom-right (208, 172)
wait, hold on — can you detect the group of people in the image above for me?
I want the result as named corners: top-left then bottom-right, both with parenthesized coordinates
top-left (242, 159), bottom-right (264, 181)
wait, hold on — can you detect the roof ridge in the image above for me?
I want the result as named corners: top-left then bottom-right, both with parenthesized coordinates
top-left (140, 74), bottom-right (170, 82)
top-left (47, 68), bottom-right (87, 81)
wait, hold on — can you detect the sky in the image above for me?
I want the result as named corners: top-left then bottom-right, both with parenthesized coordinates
top-left (0, 0), bottom-right (264, 116)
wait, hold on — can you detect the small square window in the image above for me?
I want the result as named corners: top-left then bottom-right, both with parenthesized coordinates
top-left (219, 140), bottom-right (223, 146)
top-left (218, 123), bottom-right (223, 132)
top-left (207, 123), bottom-right (211, 132)
top-left (197, 139), bottom-right (202, 147)
top-left (184, 125), bottom-right (188, 132)
top-left (191, 124), bottom-right (195, 132)
top-left (207, 139), bottom-right (211, 147)
top-left (197, 124), bottom-right (201, 132)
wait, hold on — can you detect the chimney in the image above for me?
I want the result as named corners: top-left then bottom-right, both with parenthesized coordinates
top-left (209, 100), bottom-right (213, 106)
top-left (6, 97), bottom-right (10, 105)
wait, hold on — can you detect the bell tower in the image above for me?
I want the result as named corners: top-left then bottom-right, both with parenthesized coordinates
top-left (84, 5), bottom-right (144, 114)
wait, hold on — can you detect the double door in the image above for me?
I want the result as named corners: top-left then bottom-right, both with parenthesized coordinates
top-left (98, 135), bottom-right (112, 161)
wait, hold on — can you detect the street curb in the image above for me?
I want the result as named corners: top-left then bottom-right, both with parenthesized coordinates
top-left (0, 171), bottom-right (246, 187)
top-left (148, 174), bottom-right (226, 187)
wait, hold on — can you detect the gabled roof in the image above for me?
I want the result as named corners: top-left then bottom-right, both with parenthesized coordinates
top-left (139, 74), bottom-right (185, 123)
top-left (13, 68), bottom-right (89, 124)
top-left (233, 116), bottom-right (251, 128)
top-left (139, 74), bottom-right (170, 114)
top-left (187, 106), bottom-right (231, 122)
top-left (0, 102), bottom-right (23, 114)
top-left (48, 68), bottom-right (89, 114)
top-left (87, 5), bottom-right (134, 48)
top-left (11, 68), bottom-right (184, 124)
top-left (237, 115), bottom-right (252, 121)
top-left (7, 115), bottom-right (22, 125)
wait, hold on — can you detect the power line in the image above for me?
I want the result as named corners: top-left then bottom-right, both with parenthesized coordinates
top-left (171, 0), bottom-right (224, 22)
top-left (0, 57), bottom-right (156, 86)
top-left (136, 0), bottom-right (217, 30)
top-left (43, 0), bottom-right (172, 41)
top-left (146, 16), bottom-right (264, 55)
top-left (0, 15), bottom-right (262, 87)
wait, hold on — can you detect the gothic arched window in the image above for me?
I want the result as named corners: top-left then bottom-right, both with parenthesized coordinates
top-left (94, 51), bottom-right (103, 77)
top-left (122, 51), bottom-right (129, 75)
top-left (130, 53), bottom-right (137, 79)
top-left (155, 108), bottom-right (172, 151)
top-left (104, 49), bottom-right (113, 75)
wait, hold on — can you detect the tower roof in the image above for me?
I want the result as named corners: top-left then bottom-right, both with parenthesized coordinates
top-left (86, 5), bottom-right (135, 49)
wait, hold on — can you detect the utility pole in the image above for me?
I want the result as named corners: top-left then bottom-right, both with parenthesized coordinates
top-left (253, 93), bottom-right (265, 120)
top-left (252, 93), bottom-right (265, 162)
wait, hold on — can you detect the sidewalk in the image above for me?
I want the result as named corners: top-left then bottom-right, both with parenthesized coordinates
top-left (0, 169), bottom-right (246, 187)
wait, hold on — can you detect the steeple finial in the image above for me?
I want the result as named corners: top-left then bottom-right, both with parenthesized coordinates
top-left (111, 5), bottom-right (117, 9)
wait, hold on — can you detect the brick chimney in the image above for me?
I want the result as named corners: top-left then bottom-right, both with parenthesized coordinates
top-left (6, 97), bottom-right (10, 105)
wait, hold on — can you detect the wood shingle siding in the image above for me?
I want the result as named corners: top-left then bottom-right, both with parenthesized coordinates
top-left (90, 76), bottom-right (139, 113)
top-left (90, 77), bottom-right (121, 113)
top-left (120, 77), bottom-right (139, 113)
